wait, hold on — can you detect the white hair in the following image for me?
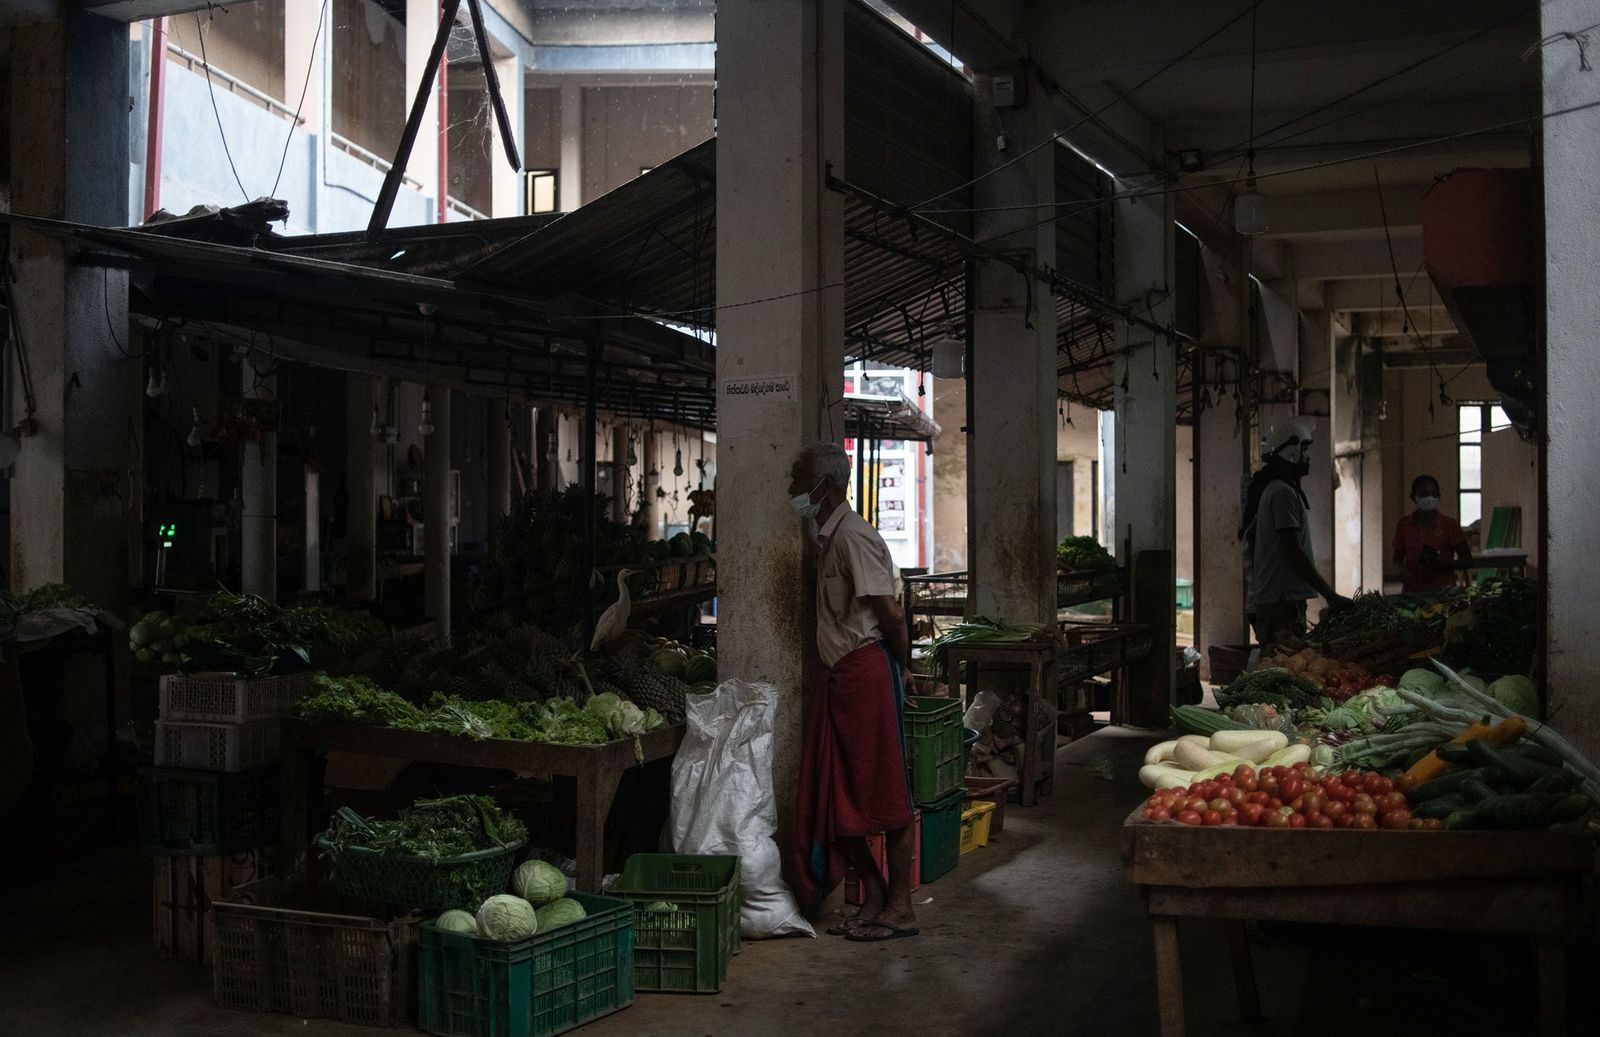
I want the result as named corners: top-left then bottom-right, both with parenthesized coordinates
top-left (799, 442), bottom-right (851, 490)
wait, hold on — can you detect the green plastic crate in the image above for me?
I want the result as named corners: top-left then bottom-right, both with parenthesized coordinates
top-left (137, 765), bottom-right (278, 856)
top-left (606, 854), bottom-right (740, 993)
top-left (919, 787), bottom-right (966, 884)
top-left (417, 892), bottom-right (634, 1037)
top-left (905, 696), bottom-right (963, 804)
top-left (322, 838), bottom-right (524, 913)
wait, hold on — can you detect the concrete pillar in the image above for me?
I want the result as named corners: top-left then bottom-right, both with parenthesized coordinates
top-left (240, 364), bottom-right (278, 602)
top-left (558, 83), bottom-right (583, 212)
top-left (1331, 334), bottom-right (1365, 597)
top-left (639, 430), bottom-right (661, 537)
top-left (715, 0), bottom-right (845, 812)
top-left (1193, 364), bottom-right (1248, 666)
top-left (423, 390), bottom-right (454, 634)
top-left (610, 426), bottom-right (630, 524)
top-left (345, 374), bottom-right (378, 601)
top-left (487, 404), bottom-right (512, 527)
top-left (535, 407), bottom-right (559, 492)
top-left (489, 54), bottom-right (524, 217)
top-left (968, 70), bottom-right (1057, 624)
top-left (304, 467), bottom-right (321, 594)
top-left (403, 0), bottom-right (442, 198)
top-left (1112, 179), bottom-right (1177, 719)
top-left (6, 13), bottom-right (132, 609)
top-left (1098, 411), bottom-right (1116, 551)
top-left (1542, 0), bottom-right (1600, 746)
top-left (1299, 309), bottom-right (1338, 597)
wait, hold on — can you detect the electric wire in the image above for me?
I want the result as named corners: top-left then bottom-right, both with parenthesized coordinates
top-left (271, 0), bottom-right (330, 200)
top-left (910, 0), bottom-right (1269, 210)
top-left (194, 11), bottom-right (252, 205)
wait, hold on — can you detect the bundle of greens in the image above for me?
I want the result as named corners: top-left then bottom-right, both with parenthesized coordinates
top-left (925, 618), bottom-right (1046, 680)
top-left (178, 590), bottom-right (351, 675)
top-left (318, 795), bottom-right (527, 862)
top-left (1055, 536), bottom-right (1115, 572)
top-left (1215, 667), bottom-right (1322, 713)
top-left (0, 582), bottom-right (94, 624)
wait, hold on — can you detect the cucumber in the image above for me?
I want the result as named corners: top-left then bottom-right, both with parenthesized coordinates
top-left (1546, 793), bottom-right (1592, 824)
top-left (1414, 794), bottom-right (1465, 819)
top-left (1436, 743), bottom-right (1474, 765)
top-left (1516, 742), bottom-right (1565, 769)
top-left (1409, 768), bottom-right (1492, 804)
top-left (1447, 793), bottom-right (1548, 831)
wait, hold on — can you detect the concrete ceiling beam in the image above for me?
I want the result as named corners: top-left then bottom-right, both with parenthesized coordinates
top-left (1324, 276), bottom-right (1445, 312)
top-left (80, 0), bottom-right (250, 21)
top-left (1293, 234), bottom-right (1423, 281)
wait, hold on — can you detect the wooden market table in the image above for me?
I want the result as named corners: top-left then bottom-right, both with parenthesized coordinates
top-left (278, 719), bottom-right (684, 892)
top-left (1123, 810), bottom-right (1596, 1036)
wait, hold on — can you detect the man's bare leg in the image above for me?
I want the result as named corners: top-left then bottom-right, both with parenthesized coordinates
top-left (829, 836), bottom-right (886, 933)
top-left (853, 822), bottom-right (918, 939)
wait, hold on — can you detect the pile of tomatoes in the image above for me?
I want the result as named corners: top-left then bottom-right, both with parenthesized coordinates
top-left (1319, 668), bottom-right (1393, 701)
top-left (1140, 763), bottom-right (1445, 830)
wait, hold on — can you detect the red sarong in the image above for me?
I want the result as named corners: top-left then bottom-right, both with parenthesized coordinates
top-left (789, 641), bottom-right (913, 909)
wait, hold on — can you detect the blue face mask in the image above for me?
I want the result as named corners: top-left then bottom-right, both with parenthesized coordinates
top-left (788, 479), bottom-right (824, 519)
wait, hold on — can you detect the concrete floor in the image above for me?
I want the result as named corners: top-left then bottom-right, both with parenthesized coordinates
top-left (1, 727), bottom-right (1586, 1036)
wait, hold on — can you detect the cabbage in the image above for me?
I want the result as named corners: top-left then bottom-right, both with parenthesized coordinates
top-left (611, 701), bottom-right (646, 738)
top-left (511, 859), bottom-right (568, 906)
top-left (435, 909), bottom-right (479, 935)
top-left (585, 693), bottom-right (623, 728)
top-left (1488, 674), bottom-right (1539, 716)
top-left (534, 897), bottom-right (587, 932)
top-left (476, 894), bottom-right (538, 940)
top-left (1398, 668), bottom-right (1445, 697)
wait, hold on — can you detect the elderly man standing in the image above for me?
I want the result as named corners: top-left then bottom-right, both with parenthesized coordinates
top-left (786, 442), bottom-right (918, 942)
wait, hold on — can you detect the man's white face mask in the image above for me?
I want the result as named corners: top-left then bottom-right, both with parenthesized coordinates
top-left (789, 479), bottom-right (824, 519)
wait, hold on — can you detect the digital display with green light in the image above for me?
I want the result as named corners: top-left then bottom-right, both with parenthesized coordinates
top-left (158, 522), bottom-right (177, 548)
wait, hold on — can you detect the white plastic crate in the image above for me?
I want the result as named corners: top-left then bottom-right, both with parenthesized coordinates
top-left (154, 719), bottom-right (281, 771)
top-left (159, 671), bottom-right (313, 723)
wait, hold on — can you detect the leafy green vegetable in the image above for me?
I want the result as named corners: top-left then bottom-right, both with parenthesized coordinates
top-left (1056, 536), bottom-right (1114, 572)
top-left (477, 894), bottom-right (538, 940)
top-left (0, 582), bottom-right (94, 624)
top-left (1487, 674), bottom-right (1539, 715)
top-left (535, 897), bottom-right (586, 932)
top-left (926, 617), bottom-right (1045, 680)
top-left (319, 795), bottom-right (527, 862)
top-left (179, 590), bottom-right (351, 675)
top-left (512, 859), bottom-right (568, 906)
top-left (436, 909), bottom-right (479, 935)
top-left (1215, 667), bottom-right (1321, 712)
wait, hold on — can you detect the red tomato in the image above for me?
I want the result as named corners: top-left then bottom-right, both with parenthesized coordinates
top-left (1177, 810), bottom-right (1203, 826)
top-left (1148, 806), bottom-right (1171, 822)
top-left (1186, 796), bottom-right (1208, 814)
top-left (1352, 794), bottom-right (1378, 816)
top-left (1310, 813), bottom-right (1335, 829)
top-left (1263, 809), bottom-right (1290, 829)
top-left (1240, 803), bottom-right (1264, 826)
top-left (1380, 808), bottom-right (1413, 830)
top-left (1362, 774), bottom-right (1388, 795)
top-left (1258, 776), bottom-right (1280, 796)
top-left (1379, 791), bottom-right (1409, 815)
top-left (1287, 812), bottom-right (1307, 829)
top-left (1351, 813), bottom-right (1377, 831)
top-left (1342, 771), bottom-right (1367, 787)
top-left (1220, 814), bottom-right (1240, 826)
top-left (1301, 791), bottom-right (1326, 815)
top-left (1201, 810), bottom-right (1223, 826)
top-left (1281, 777), bottom-right (1304, 801)
top-left (1232, 765), bottom-right (1257, 786)
top-left (1407, 817), bottom-right (1426, 830)
top-left (1397, 774), bottom-right (1422, 796)
top-left (1225, 787), bottom-right (1247, 807)
top-left (1323, 800), bottom-right (1347, 821)
top-left (1208, 798), bottom-right (1231, 813)
top-left (1337, 813), bottom-right (1356, 828)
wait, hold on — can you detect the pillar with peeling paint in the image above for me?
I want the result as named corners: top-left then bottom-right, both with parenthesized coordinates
top-left (424, 390), bottom-right (453, 636)
top-left (240, 365), bottom-right (278, 603)
top-left (715, 0), bottom-right (846, 817)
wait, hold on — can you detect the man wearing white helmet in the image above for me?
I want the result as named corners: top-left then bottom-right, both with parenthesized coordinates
top-left (1240, 419), bottom-right (1350, 647)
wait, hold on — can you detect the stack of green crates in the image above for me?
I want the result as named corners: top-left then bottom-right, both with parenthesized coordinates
top-left (606, 854), bottom-right (740, 994)
top-left (904, 697), bottom-right (965, 883)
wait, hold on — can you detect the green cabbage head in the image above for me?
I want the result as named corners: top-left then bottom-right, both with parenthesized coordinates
top-left (512, 859), bottom-right (568, 906)
top-left (1488, 674), bottom-right (1538, 716)
top-left (476, 894), bottom-right (538, 940)
top-left (435, 909), bottom-right (479, 935)
top-left (535, 897), bottom-right (587, 932)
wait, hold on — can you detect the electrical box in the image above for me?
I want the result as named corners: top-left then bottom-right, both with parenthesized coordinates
top-left (991, 71), bottom-right (1025, 108)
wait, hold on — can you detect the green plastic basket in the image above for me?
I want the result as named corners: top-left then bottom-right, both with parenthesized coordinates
top-left (417, 892), bottom-right (634, 1037)
top-left (606, 854), bottom-right (740, 994)
top-left (905, 696), bottom-right (963, 805)
top-left (137, 765), bottom-right (278, 856)
top-left (322, 839), bottom-right (525, 913)
top-left (918, 787), bottom-right (966, 884)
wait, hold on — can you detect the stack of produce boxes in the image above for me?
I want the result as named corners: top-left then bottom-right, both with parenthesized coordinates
top-left (139, 670), bottom-right (306, 963)
top-left (904, 696), bottom-right (966, 884)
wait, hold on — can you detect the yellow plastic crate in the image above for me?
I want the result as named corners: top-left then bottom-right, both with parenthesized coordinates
top-left (958, 800), bottom-right (997, 855)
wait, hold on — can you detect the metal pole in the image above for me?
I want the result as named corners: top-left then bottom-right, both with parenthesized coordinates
top-left (581, 339), bottom-right (600, 646)
top-left (368, 0), bottom-right (463, 241)
top-left (464, 0), bottom-right (522, 173)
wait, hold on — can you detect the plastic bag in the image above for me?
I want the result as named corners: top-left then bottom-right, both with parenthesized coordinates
top-left (669, 679), bottom-right (815, 939)
top-left (961, 689), bottom-right (1002, 736)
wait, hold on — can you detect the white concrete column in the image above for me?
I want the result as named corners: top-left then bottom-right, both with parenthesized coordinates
top-left (715, 0), bottom-right (845, 810)
top-left (639, 430), bottom-right (661, 536)
top-left (489, 54), bottom-right (524, 216)
top-left (403, 0), bottom-right (442, 198)
top-left (345, 374), bottom-right (379, 600)
top-left (423, 390), bottom-right (454, 634)
top-left (969, 70), bottom-right (1057, 624)
top-left (1194, 364), bottom-right (1248, 665)
top-left (240, 363), bottom-right (278, 602)
top-left (1330, 333), bottom-right (1365, 597)
top-left (1542, 0), bottom-right (1598, 743)
top-left (7, 13), bottom-right (132, 611)
top-left (1299, 309), bottom-right (1338, 598)
top-left (487, 404), bottom-right (513, 528)
top-left (610, 426), bottom-right (630, 524)
top-left (558, 83), bottom-right (584, 212)
top-left (1112, 179), bottom-right (1177, 721)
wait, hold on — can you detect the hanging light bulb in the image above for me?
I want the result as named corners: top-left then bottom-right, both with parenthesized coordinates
top-left (145, 367), bottom-right (167, 398)
top-left (1234, 175), bottom-right (1270, 236)
top-left (931, 328), bottom-right (964, 379)
top-left (370, 404), bottom-right (382, 438)
top-left (626, 436), bottom-right (638, 467)
top-left (418, 392), bottom-right (435, 437)
top-left (186, 406), bottom-right (204, 448)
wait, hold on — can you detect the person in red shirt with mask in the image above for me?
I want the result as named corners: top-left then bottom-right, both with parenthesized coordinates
top-left (1391, 474), bottom-right (1473, 593)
